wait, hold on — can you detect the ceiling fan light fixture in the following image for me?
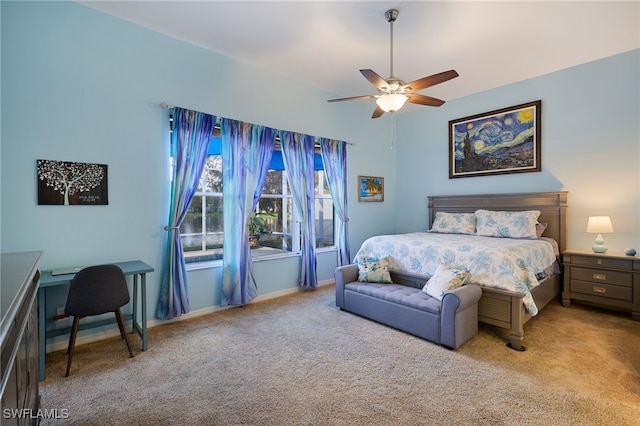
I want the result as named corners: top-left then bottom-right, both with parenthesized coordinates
top-left (326, 9), bottom-right (458, 118)
top-left (376, 93), bottom-right (408, 113)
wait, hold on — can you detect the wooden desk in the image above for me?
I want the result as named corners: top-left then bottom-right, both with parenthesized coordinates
top-left (38, 260), bottom-right (154, 380)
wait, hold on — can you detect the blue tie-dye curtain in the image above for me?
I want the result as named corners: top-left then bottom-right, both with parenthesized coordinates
top-left (157, 107), bottom-right (216, 320)
top-left (319, 138), bottom-right (350, 266)
top-left (221, 118), bottom-right (276, 305)
top-left (280, 131), bottom-right (318, 289)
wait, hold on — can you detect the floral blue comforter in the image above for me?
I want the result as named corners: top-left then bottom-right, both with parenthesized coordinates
top-left (354, 232), bottom-right (559, 315)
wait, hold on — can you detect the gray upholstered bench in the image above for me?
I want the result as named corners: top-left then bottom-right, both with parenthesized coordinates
top-left (335, 264), bottom-right (482, 349)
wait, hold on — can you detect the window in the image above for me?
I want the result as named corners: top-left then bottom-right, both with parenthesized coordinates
top-left (178, 138), bottom-right (335, 263)
top-left (180, 155), bottom-right (224, 262)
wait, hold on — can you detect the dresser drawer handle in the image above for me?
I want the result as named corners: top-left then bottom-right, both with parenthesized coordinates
top-left (593, 286), bottom-right (606, 294)
top-left (593, 273), bottom-right (606, 280)
top-left (596, 259), bottom-right (603, 265)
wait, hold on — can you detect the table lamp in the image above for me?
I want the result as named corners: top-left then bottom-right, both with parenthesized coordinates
top-left (586, 216), bottom-right (614, 253)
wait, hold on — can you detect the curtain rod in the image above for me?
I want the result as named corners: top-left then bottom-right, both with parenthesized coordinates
top-left (159, 102), bottom-right (355, 146)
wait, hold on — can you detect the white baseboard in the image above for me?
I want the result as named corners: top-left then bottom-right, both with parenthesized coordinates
top-left (46, 279), bottom-right (335, 353)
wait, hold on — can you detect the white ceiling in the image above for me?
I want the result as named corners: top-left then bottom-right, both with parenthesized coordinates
top-left (78, 1), bottom-right (639, 106)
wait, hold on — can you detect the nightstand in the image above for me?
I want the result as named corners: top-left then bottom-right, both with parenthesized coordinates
top-left (562, 250), bottom-right (640, 321)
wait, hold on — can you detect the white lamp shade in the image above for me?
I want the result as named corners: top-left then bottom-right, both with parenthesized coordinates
top-left (586, 216), bottom-right (614, 234)
top-left (376, 93), bottom-right (408, 113)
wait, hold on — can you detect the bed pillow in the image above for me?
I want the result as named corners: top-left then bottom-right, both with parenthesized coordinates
top-left (422, 263), bottom-right (470, 301)
top-left (536, 222), bottom-right (548, 237)
top-left (429, 212), bottom-right (476, 235)
top-left (356, 256), bottom-right (392, 283)
top-left (475, 209), bottom-right (540, 239)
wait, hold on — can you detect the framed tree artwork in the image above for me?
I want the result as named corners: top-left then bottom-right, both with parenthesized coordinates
top-left (37, 159), bottom-right (108, 205)
top-left (449, 100), bottom-right (541, 178)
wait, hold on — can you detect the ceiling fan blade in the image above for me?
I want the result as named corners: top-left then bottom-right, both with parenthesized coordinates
top-left (407, 94), bottom-right (446, 107)
top-left (360, 69), bottom-right (389, 91)
top-left (327, 94), bottom-right (376, 103)
top-left (371, 105), bottom-right (385, 119)
top-left (403, 70), bottom-right (459, 92)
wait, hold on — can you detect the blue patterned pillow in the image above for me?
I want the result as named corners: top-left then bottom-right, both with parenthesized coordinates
top-left (429, 212), bottom-right (476, 235)
top-left (422, 263), bottom-right (470, 301)
top-left (475, 210), bottom-right (540, 239)
top-left (356, 256), bottom-right (392, 283)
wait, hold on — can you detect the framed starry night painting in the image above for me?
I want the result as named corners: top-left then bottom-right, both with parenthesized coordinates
top-left (449, 100), bottom-right (541, 178)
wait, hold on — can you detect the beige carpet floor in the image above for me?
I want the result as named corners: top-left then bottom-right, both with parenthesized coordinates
top-left (40, 285), bottom-right (640, 425)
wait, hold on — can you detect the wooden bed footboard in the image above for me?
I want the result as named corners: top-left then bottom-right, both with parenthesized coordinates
top-left (426, 191), bottom-right (568, 351)
top-left (476, 275), bottom-right (561, 351)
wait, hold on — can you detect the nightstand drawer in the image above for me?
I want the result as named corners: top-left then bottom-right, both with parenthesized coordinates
top-left (567, 254), bottom-right (633, 271)
top-left (570, 267), bottom-right (632, 287)
top-left (571, 280), bottom-right (632, 301)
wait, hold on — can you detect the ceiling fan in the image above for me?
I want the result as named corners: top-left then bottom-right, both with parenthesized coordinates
top-left (328, 9), bottom-right (459, 119)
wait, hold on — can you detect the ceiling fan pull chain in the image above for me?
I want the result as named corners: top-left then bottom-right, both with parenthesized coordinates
top-left (390, 113), bottom-right (396, 150)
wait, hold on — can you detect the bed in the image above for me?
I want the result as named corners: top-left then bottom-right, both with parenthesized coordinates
top-left (355, 191), bottom-right (568, 351)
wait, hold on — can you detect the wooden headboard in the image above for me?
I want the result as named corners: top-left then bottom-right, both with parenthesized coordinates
top-left (428, 192), bottom-right (568, 253)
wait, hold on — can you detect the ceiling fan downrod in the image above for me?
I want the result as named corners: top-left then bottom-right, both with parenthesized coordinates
top-left (386, 9), bottom-right (399, 79)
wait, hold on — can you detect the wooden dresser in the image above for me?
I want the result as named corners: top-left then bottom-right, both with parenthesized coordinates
top-left (1, 251), bottom-right (42, 425)
top-left (562, 250), bottom-right (640, 320)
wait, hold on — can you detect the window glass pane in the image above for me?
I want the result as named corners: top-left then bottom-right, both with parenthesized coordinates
top-left (262, 169), bottom-right (288, 194)
top-left (252, 196), bottom-right (293, 255)
top-left (314, 170), bottom-right (326, 195)
top-left (181, 195), bottom-right (204, 252)
top-left (204, 195), bottom-right (224, 233)
top-left (315, 197), bottom-right (334, 248)
top-left (198, 155), bottom-right (223, 192)
top-left (204, 195), bottom-right (224, 252)
top-left (255, 198), bottom-right (282, 228)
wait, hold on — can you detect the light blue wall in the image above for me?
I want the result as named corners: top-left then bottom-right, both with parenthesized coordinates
top-left (2, 2), bottom-right (638, 347)
top-left (395, 49), bottom-right (640, 252)
top-left (0, 1), bottom-right (398, 345)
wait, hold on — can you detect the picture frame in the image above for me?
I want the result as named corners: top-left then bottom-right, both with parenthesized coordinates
top-left (358, 175), bottom-right (384, 202)
top-left (449, 100), bottom-right (541, 178)
top-left (37, 159), bottom-right (109, 205)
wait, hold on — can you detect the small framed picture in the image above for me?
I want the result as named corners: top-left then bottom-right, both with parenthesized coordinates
top-left (358, 175), bottom-right (384, 202)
